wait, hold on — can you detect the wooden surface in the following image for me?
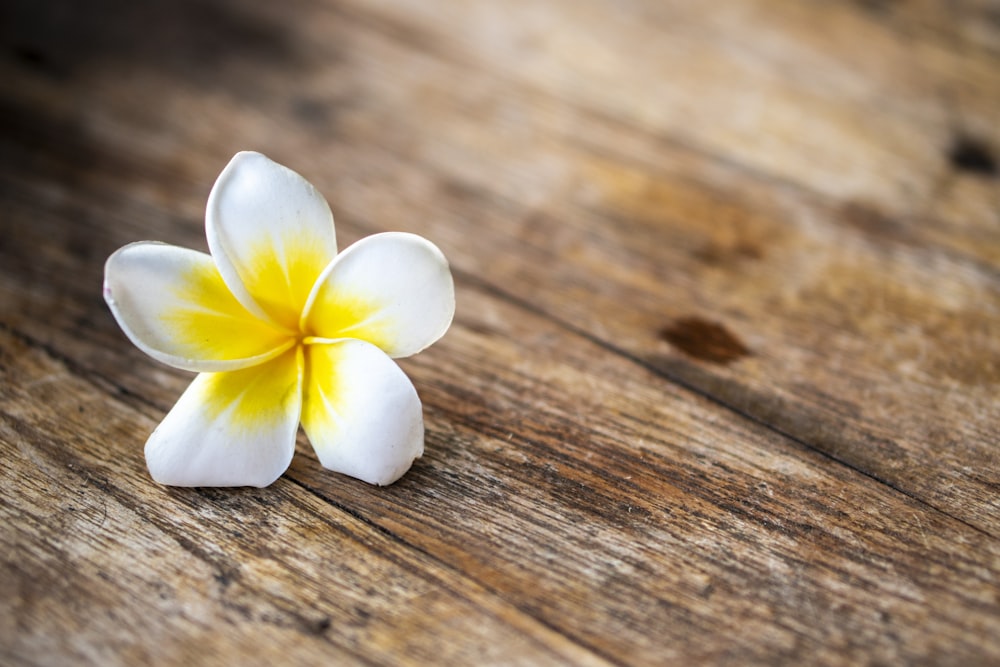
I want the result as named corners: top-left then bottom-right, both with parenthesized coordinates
top-left (2, 0), bottom-right (999, 664)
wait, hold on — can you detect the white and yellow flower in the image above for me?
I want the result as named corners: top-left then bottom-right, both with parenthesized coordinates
top-left (103, 152), bottom-right (455, 487)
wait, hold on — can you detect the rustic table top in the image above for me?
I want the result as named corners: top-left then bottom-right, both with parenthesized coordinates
top-left (2, 1), bottom-right (998, 664)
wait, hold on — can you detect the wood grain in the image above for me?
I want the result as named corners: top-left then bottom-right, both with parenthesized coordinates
top-left (1, 0), bottom-right (998, 664)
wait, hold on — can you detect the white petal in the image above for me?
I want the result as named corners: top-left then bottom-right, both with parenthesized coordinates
top-left (206, 151), bottom-right (338, 330)
top-left (302, 232), bottom-right (455, 358)
top-left (104, 242), bottom-right (294, 372)
top-left (302, 340), bottom-right (424, 485)
top-left (145, 349), bottom-right (303, 487)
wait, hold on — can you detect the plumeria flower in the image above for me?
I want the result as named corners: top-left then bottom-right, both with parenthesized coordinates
top-left (103, 152), bottom-right (455, 487)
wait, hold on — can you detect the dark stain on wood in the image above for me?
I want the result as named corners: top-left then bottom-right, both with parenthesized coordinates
top-left (660, 317), bottom-right (751, 364)
top-left (291, 97), bottom-right (331, 126)
top-left (214, 566), bottom-right (241, 590)
top-left (856, 0), bottom-right (895, 15)
top-left (948, 135), bottom-right (997, 175)
top-left (310, 616), bottom-right (332, 635)
top-left (11, 44), bottom-right (50, 70)
top-left (695, 240), bottom-right (763, 265)
top-left (838, 201), bottom-right (905, 238)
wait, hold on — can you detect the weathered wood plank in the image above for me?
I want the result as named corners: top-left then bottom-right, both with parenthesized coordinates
top-left (1, 0), bottom-right (999, 663)
top-left (342, 0), bottom-right (1000, 228)
top-left (0, 328), bottom-right (608, 666)
top-left (0, 150), bottom-right (998, 661)
top-left (292, 0), bottom-right (1000, 533)
top-left (3, 283), bottom-right (999, 663)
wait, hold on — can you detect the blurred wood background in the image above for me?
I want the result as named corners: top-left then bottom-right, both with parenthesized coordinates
top-left (1, 0), bottom-right (998, 664)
